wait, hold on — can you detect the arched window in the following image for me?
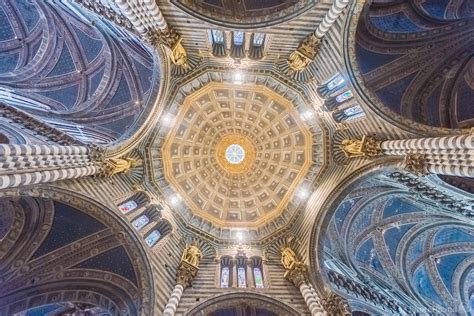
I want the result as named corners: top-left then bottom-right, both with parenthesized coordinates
top-left (221, 266), bottom-right (230, 288)
top-left (237, 266), bottom-right (246, 288)
top-left (327, 74), bottom-right (345, 91)
top-left (249, 33), bottom-right (266, 60)
top-left (118, 200), bottom-right (138, 214)
top-left (252, 33), bottom-right (265, 46)
top-left (233, 31), bottom-right (244, 46)
top-left (219, 256), bottom-right (233, 288)
top-left (253, 267), bottom-right (264, 288)
top-left (335, 90), bottom-right (353, 103)
top-left (251, 256), bottom-right (265, 288)
top-left (230, 31), bottom-right (245, 59)
top-left (318, 73), bottom-right (347, 97)
top-left (323, 90), bottom-right (354, 111)
top-left (210, 30), bottom-right (226, 57)
top-left (211, 30), bottom-right (225, 44)
top-left (145, 230), bottom-right (161, 247)
top-left (333, 104), bottom-right (366, 123)
top-left (132, 215), bottom-right (149, 230)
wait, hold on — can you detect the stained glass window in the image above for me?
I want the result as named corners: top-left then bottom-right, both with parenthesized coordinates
top-left (132, 215), bottom-right (149, 230)
top-left (118, 200), bottom-right (138, 214)
top-left (335, 90), bottom-right (353, 103)
top-left (327, 74), bottom-right (345, 91)
top-left (237, 266), bottom-right (246, 288)
top-left (145, 230), bottom-right (161, 247)
top-left (343, 105), bottom-right (363, 117)
top-left (252, 33), bottom-right (265, 46)
top-left (233, 31), bottom-right (244, 46)
top-left (221, 266), bottom-right (230, 288)
top-left (253, 267), bottom-right (264, 288)
top-left (211, 30), bottom-right (224, 44)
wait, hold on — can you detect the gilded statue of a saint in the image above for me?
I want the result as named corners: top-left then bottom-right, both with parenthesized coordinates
top-left (281, 247), bottom-right (298, 270)
top-left (181, 245), bottom-right (202, 267)
top-left (171, 41), bottom-right (189, 69)
top-left (340, 136), bottom-right (381, 158)
top-left (101, 158), bottom-right (140, 177)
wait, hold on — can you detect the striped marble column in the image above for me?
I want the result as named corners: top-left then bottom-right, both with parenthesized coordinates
top-left (300, 283), bottom-right (327, 316)
top-left (162, 247), bottom-right (200, 316)
top-left (115, 0), bottom-right (168, 33)
top-left (314, 0), bottom-right (351, 38)
top-left (381, 134), bottom-right (474, 177)
top-left (0, 144), bottom-right (101, 189)
top-left (162, 284), bottom-right (184, 316)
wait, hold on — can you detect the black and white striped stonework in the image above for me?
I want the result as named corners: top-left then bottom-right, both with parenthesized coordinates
top-left (381, 134), bottom-right (474, 177)
top-left (0, 144), bottom-right (100, 189)
top-left (315, 0), bottom-right (350, 38)
top-left (115, 0), bottom-right (169, 33)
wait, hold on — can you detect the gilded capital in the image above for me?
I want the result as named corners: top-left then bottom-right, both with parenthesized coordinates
top-left (281, 247), bottom-right (298, 270)
top-left (404, 153), bottom-right (428, 176)
top-left (340, 135), bottom-right (382, 158)
top-left (176, 260), bottom-right (199, 288)
top-left (284, 262), bottom-right (308, 287)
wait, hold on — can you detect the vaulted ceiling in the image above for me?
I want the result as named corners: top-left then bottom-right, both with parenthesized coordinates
top-left (0, 0), bottom-right (161, 143)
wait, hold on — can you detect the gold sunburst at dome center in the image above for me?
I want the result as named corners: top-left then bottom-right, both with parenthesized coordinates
top-left (216, 135), bottom-right (256, 173)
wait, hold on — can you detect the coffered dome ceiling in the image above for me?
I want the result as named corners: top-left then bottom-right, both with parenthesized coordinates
top-left (161, 83), bottom-right (313, 228)
top-left (171, 0), bottom-right (317, 28)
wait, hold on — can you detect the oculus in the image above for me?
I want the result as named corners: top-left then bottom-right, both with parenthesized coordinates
top-left (225, 144), bottom-right (245, 164)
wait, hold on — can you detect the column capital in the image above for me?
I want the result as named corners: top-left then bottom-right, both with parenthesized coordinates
top-left (145, 26), bottom-right (180, 49)
top-left (144, 27), bottom-right (189, 69)
top-left (87, 144), bottom-right (106, 162)
top-left (176, 260), bottom-right (199, 288)
top-left (320, 293), bottom-right (351, 316)
top-left (280, 246), bottom-right (308, 287)
top-left (284, 262), bottom-right (308, 288)
top-left (404, 153), bottom-right (428, 176)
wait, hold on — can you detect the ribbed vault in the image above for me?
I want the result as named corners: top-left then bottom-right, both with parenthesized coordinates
top-left (319, 172), bottom-right (474, 314)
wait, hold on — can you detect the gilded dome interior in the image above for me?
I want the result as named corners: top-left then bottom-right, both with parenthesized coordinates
top-left (162, 83), bottom-right (312, 228)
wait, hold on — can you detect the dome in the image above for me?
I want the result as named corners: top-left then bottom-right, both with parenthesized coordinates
top-left (161, 83), bottom-right (313, 228)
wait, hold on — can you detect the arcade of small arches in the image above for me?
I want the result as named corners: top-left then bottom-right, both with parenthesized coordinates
top-left (0, 0), bottom-right (472, 315)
